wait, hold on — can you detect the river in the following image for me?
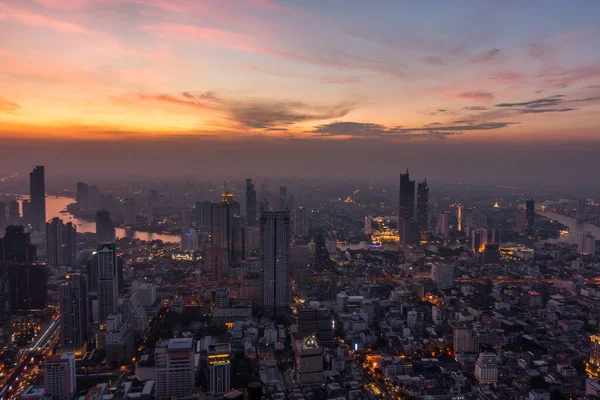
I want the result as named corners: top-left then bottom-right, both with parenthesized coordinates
top-left (537, 211), bottom-right (600, 245)
top-left (22, 196), bottom-right (180, 243)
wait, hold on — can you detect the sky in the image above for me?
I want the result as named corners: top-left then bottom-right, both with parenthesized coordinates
top-left (1, 0), bottom-right (599, 181)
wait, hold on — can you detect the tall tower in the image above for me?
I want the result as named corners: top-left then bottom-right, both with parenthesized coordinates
top-left (60, 274), bottom-right (88, 349)
top-left (416, 179), bottom-right (429, 232)
top-left (456, 205), bottom-right (464, 232)
top-left (124, 198), bottom-right (136, 227)
top-left (96, 243), bottom-right (118, 323)
top-left (279, 186), bottom-right (288, 212)
top-left (207, 344), bottom-right (231, 396)
top-left (76, 182), bottom-right (89, 210)
top-left (46, 217), bottom-right (77, 267)
top-left (525, 199), bottom-right (535, 228)
top-left (29, 165), bottom-right (45, 232)
top-left (260, 212), bottom-right (291, 318)
top-left (211, 192), bottom-right (240, 260)
top-left (96, 210), bottom-right (116, 244)
top-left (399, 169), bottom-right (415, 245)
top-left (246, 178), bottom-right (257, 227)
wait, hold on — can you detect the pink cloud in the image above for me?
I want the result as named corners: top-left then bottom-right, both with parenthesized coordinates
top-left (0, 97), bottom-right (20, 113)
top-left (456, 91), bottom-right (495, 101)
top-left (0, 3), bottom-right (93, 33)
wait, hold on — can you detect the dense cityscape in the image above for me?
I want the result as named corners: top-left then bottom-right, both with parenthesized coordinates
top-left (0, 166), bottom-right (598, 400)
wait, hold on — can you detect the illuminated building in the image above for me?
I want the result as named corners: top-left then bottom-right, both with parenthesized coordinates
top-left (260, 212), bottom-right (291, 318)
top-left (369, 216), bottom-right (399, 244)
top-left (474, 352), bottom-right (500, 384)
top-left (436, 211), bottom-right (450, 237)
top-left (246, 178), bottom-right (257, 226)
top-left (29, 165), bottom-right (46, 232)
top-left (60, 273), bottom-right (88, 350)
top-left (294, 335), bottom-right (323, 385)
top-left (97, 243), bottom-right (118, 323)
top-left (472, 228), bottom-right (488, 253)
top-left (44, 352), bottom-right (76, 400)
top-left (208, 344), bottom-right (231, 395)
top-left (432, 264), bottom-right (454, 289)
top-left (95, 210), bottom-right (116, 244)
top-left (456, 205), bottom-right (463, 232)
top-left (76, 182), bottom-right (90, 210)
top-left (155, 338), bottom-right (195, 398)
top-left (588, 335), bottom-right (600, 378)
top-left (46, 217), bottom-right (77, 267)
top-left (416, 179), bottom-right (429, 232)
top-left (526, 198), bottom-right (535, 228)
top-left (124, 198), bottom-right (135, 227)
top-left (399, 169), bottom-right (415, 245)
top-left (579, 231), bottom-right (596, 256)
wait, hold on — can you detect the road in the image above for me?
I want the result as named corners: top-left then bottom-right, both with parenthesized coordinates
top-left (0, 319), bottom-right (60, 400)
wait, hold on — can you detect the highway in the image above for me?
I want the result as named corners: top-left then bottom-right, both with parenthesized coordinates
top-left (0, 319), bottom-right (60, 400)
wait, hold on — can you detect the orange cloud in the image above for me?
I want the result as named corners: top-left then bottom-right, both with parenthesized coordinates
top-left (0, 97), bottom-right (20, 113)
top-left (0, 3), bottom-right (93, 33)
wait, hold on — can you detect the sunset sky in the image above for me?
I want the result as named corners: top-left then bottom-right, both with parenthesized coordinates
top-left (1, 0), bottom-right (599, 180)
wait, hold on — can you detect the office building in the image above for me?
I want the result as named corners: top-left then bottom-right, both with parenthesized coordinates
top-left (436, 211), bottom-right (450, 237)
top-left (104, 313), bottom-right (134, 363)
top-left (59, 273), bottom-right (88, 349)
top-left (121, 291), bottom-right (148, 333)
top-left (8, 201), bottom-right (20, 225)
top-left (208, 246), bottom-right (228, 281)
top-left (432, 263), bottom-right (454, 289)
top-left (124, 198), bottom-right (135, 227)
top-left (195, 200), bottom-right (212, 228)
top-left (97, 243), bottom-right (118, 323)
top-left (579, 231), bottom-right (596, 256)
top-left (29, 165), bottom-right (46, 232)
top-left (474, 352), bottom-right (500, 384)
top-left (472, 228), bottom-right (488, 253)
top-left (586, 335), bottom-right (600, 378)
top-left (96, 210), bottom-right (116, 244)
top-left (297, 303), bottom-right (333, 348)
top-left (44, 352), bottom-right (76, 400)
top-left (5, 263), bottom-right (47, 311)
top-left (46, 217), bottom-right (77, 267)
top-left (416, 180), bottom-right (429, 232)
top-left (260, 212), bottom-right (291, 318)
top-left (246, 178), bottom-right (257, 226)
top-left (279, 186), bottom-right (287, 211)
top-left (399, 170), bottom-right (415, 245)
top-left (294, 336), bottom-right (323, 385)
top-left (181, 209), bottom-right (191, 233)
top-left (525, 199), bottom-right (535, 228)
top-left (132, 280), bottom-right (157, 308)
top-left (207, 344), bottom-right (231, 396)
top-left (0, 202), bottom-right (5, 232)
top-left (453, 326), bottom-right (479, 354)
top-left (76, 182), bottom-right (89, 210)
top-left (291, 206), bottom-right (310, 238)
top-left (457, 205), bottom-right (464, 232)
top-left (155, 338), bottom-right (195, 399)
top-left (0, 225), bottom-right (37, 262)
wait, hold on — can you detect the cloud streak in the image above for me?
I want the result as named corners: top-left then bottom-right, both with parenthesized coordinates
top-left (0, 97), bottom-right (20, 113)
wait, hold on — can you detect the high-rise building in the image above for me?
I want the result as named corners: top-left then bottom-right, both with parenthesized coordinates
top-left (399, 170), bottom-right (416, 245)
top-left (297, 303), bottom-right (333, 348)
top-left (260, 212), bottom-right (291, 318)
top-left (195, 200), bottom-right (212, 228)
top-left (472, 228), bottom-right (488, 253)
top-left (96, 210), bottom-right (116, 244)
top-left (294, 336), bottom-right (323, 385)
top-left (577, 198), bottom-right (587, 220)
top-left (436, 211), bottom-right (450, 237)
top-left (132, 280), bottom-right (156, 308)
top-left (579, 231), bottom-right (596, 256)
top-left (246, 178), bottom-right (257, 226)
top-left (4, 263), bottom-right (47, 311)
top-left (525, 199), bottom-right (535, 228)
top-left (7, 201), bottom-right (20, 225)
top-left (44, 352), bottom-right (76, 400)
top-left (0, 202), bottom-right (6, 232)
top-left (59, 273), bottom-right (88, 349)
top-left (29, 165), bottom-right (46, 232)
top-left (230, 218), bottom-right (248, 262)
top-left (155, 338), bottom-right (195, 399)
top-left (207, 344), bottom-right (231, 396)
top-left (474, 352), bottom-right (500, 384)
top-left (181, 209), bottom-right (191, 233)
top-left (260, 198), bottom-right (270, 213)
top-left (88, 185), bottom-right (100, 210)
top-left (207, 246), bottom-right (228, 281)
top-left (279, 186), bottom-right (287, 212)
top-left (120, 292), bottom-right (148, 333)
top-left (416, 180), bottom-right (429, 232)
top-left (124, 198), bottom-right (135, 227)
top-left (180, 230), bottom-right (199, 252)
top-left (453, 326), bottom-right (479, 354)
top-left (432, 263), bottom-right (454, 289)
top-left (21, 200), bottom-right (31, 228)
top-left (76, 182), bottom-right (89, 210)
top-left (97, 243), bottom-right (118, 323)
top-left (147, 196), bottom-right (154, 223)
top-left (104, 313), bottom-right (134, 363)
top-left (46, 217), bottom-right (77, 267)
top-left (456, 205), bottom-right (464, 232)
top-left (586, 335), bottom-right (600, 378)
top-left (0, 225), bottom-right (37, 262)
top-left (211, 192), bottom-right (240, 261)
top-left (291, 206), bottom-right (310, 238)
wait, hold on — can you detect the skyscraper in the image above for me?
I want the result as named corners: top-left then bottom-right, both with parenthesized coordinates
top-left (59, 273), bottom-right (88, 349)
top-left (587, 335), bottom-right (600, 378)
top-left (5, 263), bottom-right (47, 311)
top-left (7, 201), bottom-right (20, 225)
top-left (416, 179), bottom-right (429, 232)
top-left (44, 352), bottom-right (76, 400)
top-left (246, 178), bottom-right (257, 226)
top-left (579, 231), bottom-right (596, 256)
top-left (207, 344), bottom-right (231, 396)
top-left (525, 199), bottom-right (535, 228)
top-left (0, 225), bottom-right (37, 262)
top-left (260, 212), bottom-right (291, 318)
top-left (46, 217), bottom-right (77, 267)
top-left (432, 263), bottom-right (454, 289)
top-left (97, 243), bottom-right (118, 323)
top-left (437, 211), bottom-right (450, 237)
top-left (399, 169), bottom-right (415, 245)
top-left (180, 209), bottom-right (191, 233)
top-left (260, 198), bottom-right (270, 213)
top-left (96, 210), bottom-right (116, 244)
top-left (0, 202), bottom-right (5, 232)
top-left (194, 200), bottom-right (211, 228)
top-left (124, 198), bottom-right (135, 227)
top-left (29, 165), bottom-right (46, 232)
top-left (291, 206), bottom-right (310, 238)
top-left (155, 338), bottom-right (195, 399)
top-left (577, 197), bottom-right (587, 220)
top-left (76, 182), bottom-right (89, 210)
top-left (279, 186), bottom-right (287, 211)
top-left (211, 192), bottom-right (240, 260)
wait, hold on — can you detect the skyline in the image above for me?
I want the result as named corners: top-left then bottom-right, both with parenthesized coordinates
top-left (1, 0), bottom-right (600, 181)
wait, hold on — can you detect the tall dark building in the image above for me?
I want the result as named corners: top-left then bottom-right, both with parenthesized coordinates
top-left (0, 225), bottom-right (37, 263)
top-left (279, 187), bottom-right (287, 212)
top-left (416, 179), bottom-right (429, 232)
top-left (399, 170), bottom-right (416, 245)
top-left (211, 193), bottom-right (241, 263)
top-left (29, 165), bottom-right (46, 232)
top-left (96, 210), bottom-right (116, 244)
top-left (260, 198), bottom-right (270, 213)
top-left (259, 212), bottom-right (291, 318)
top-left (96, 243), bottom-right (118, 322)
top-left (21, 200), bottom-right (31, 228)
top-left (298, 303), bottom-right (333, 348)
top-left (76, 182), bottom-right (90, 210)
top-left (46, 218), bottom-right (77, 267)
top-left (195, 200), bottom-right (212, 228)
top-left (59, 273), bottom-right (88, 349)
top-left (7, 201), bottom-right (20, 225)
top-left (246, 178), bottom-right (257, 227)
top-left (0, 202), bottom-right (6, 232)
top-left (4, 263), bottom-right (48, 311)
top-left (525, 199), bottom-right (535, 228)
